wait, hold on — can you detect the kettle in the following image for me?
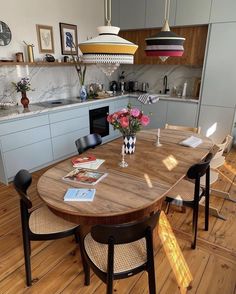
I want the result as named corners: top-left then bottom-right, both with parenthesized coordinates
top-left (141, 82), bottom-right (149, 93)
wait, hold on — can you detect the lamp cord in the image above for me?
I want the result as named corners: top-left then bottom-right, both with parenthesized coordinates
top-left (164, 0), bottom-right (170, 21)
top-left (105, 0), bottom-right (112, 26)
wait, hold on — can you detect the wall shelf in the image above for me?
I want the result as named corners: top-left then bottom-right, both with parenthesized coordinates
top-left (0, 61), bottom-right (78, 66)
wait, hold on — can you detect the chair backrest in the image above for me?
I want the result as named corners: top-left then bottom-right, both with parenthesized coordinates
top-left (187, 153), bottom-right (213, 180)
top-left (165, 124), bottom-right (201, 134)
top-left (214, 135), bottom-right (233, 159)
top-left (75, 133), bottom-right (102, 154)
top-left (14, 169), bottom-right (32, 209)
top-left (91, 211), bottom-right (160, 245)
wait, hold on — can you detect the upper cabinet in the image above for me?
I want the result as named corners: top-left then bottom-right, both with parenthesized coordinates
top-left (210, 0), bottom-right (236, 23)
top-left (119, 0), bottom-right (146, 30)
top-left (175, 0), bottom-right (212, 26)
top-left (145, 0), bottom-right (176, 28)
top-left (119, 25), bottom-right (208, 66)
top-left (111, 0), bottom-right (120, 27)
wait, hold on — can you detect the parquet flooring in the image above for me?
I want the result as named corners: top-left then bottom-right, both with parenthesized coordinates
top-left (0, 148), bottom-right (235, 294)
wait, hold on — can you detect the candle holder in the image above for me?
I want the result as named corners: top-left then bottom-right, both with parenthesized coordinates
top-left (155, 129), bottom-right (162, 147)
top-left (119, 146), bottom-right (128, 167)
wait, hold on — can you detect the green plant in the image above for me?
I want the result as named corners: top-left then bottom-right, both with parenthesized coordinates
top-left (12, 78), bottom-right (34, 93)
top-left (69, 42), bottom-right (86, 86)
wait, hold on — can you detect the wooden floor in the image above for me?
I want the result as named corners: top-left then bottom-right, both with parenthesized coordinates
top-left (0, 149), bottom-right (236, 294)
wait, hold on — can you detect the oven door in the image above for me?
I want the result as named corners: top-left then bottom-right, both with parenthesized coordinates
top-left (89, 106), bottom-right (109, 137)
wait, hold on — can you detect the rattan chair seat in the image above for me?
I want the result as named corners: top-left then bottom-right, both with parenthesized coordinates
top-left (84, 233), bottom-right (147, 274)
top-left (29, 206), bottom-right (78, 234)
top-left (165, 179), bottom-right (203, 203)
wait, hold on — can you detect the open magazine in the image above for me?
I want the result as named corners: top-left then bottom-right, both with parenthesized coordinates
top-left (62, 168), bottom-right (108, 185)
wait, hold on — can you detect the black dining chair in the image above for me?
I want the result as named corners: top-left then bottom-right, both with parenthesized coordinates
top-left (165, 152), bottom-right (213, 249)
top-left (14, 169), bottom-right (80, 286)
top-left (75, 133), bottom-right (102, 154)
top-left (79, 211), bottom-right (160, 294)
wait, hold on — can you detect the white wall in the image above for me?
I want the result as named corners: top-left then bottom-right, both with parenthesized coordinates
top-left (0, 0), bottom-right (104, 60)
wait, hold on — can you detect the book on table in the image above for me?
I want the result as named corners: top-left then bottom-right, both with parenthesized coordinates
top-left (64, 188), bottom-right (96, 202)
top-left (62, 168), bottom-right (108, 185)
top-left (71, 154), bottom-right (96, 166)
top-left (179, 136), bottom-right (203, 148)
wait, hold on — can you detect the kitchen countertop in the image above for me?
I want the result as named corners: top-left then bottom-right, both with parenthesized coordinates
top-left (0, 93), bottom-right (199, 122)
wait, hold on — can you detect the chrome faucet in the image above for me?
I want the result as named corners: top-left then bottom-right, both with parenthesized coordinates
top-left (163, 75), bottom-right (170, 94)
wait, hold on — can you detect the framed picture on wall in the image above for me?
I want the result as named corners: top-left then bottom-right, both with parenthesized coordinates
top-left (59, 23), bottom-right (78, 55)
top-left (36, 24), bottom-right (54, 53)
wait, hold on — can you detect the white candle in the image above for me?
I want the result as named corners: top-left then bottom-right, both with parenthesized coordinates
top-left (157, 128), bottom-right (160, 137)
top-left (122, 145), bottom-right (125, 155)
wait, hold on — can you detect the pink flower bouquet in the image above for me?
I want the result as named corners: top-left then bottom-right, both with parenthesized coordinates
top-left (107, 103), bottom-right (150, 136)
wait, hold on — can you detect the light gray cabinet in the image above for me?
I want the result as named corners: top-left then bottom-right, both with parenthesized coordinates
top-left (49, 106), bottom-right (89, 160)
top-left (198, 105), bottom-right (235, 143)
top-left (166, 101), bottom-right (198, 127)
top-left (111, 0), bottom-right (120, 27)
top-left (143, 100), bottom-right (168, 129)
top-left (119, 0), bottom-right (146, 29)
top-left (0, 114), bottom-right (53, 183)
top-left (210, 0), bottom-right (236, 23)
top-left (175, 0), bottom-right (212, 25)
top-left (201, 23), bottom-right (236, 108)
top-left (146, 0), bottom-right (176, 28)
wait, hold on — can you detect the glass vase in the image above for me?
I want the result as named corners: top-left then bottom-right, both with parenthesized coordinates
top-left (21, 91), bottom-right (29, 108)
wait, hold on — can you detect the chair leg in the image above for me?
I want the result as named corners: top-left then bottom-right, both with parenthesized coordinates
top-left (191, 201), bottom-right (199, 250)
top-left (165, 202), bottom-right (171, 214)
top-left (22, 231), bottom-right (32, 286)
top-left (77, 236), bottom-right (90, 286)
top-left (204, 194), bottom-right (209, 231)
top-left (147, 263), bottom-right (156, 294)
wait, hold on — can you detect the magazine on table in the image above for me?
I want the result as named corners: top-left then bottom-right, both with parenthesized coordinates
top-left (73, 159), bottom-right (105, 170)
top-left (62, 168), bottom-right (108, 185)
top-left (64, 188), bottom-right (96, 202)
top-left (71, 154), bottom-right (96, 166)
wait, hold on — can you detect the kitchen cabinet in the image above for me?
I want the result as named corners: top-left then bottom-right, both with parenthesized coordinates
top-left (49, 106), bottom-right (89, 160)
top-left (119, 25), bottom-right (208, 66)
top-left (111, 0), bottom-right (120, 27)
top-left (198, 105), bottom-right (235, 143)
top-left (119, 0), bottom-right (146, 30)
top-left (175, 0), bottom-right (212, 26)
top-left (210, 0), bottom-right (236, 23)
top-left (198, 22), bottom-right (236, 143)
top-left (145, 0), bottom-right (176, 28)
top-left (201, 23), bottom-right (236, 108)
top-left (143, 100), bottom-right (168, 129)
top-left (0, 114), bottom-right (53, 183)
top-left (166, 101), bottom-right (198, 127)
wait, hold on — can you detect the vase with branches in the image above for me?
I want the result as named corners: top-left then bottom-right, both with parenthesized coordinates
top-left (69, 42), bottom-right (87, 101)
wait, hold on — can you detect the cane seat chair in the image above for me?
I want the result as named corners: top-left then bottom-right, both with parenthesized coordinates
top-left (14, 169), bottom-right (80, 286)
top-left (75, 133), bottom-right (102, 154)
top-left (165, 124), bottom-right (201, 134)
top-left (165, 153), bottom-right (213, 249)
top-left (79, 212), bottom-right (160, 294)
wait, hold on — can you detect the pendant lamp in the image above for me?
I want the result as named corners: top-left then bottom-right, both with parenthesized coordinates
top-left (145, 0), bottom-right (185, 62)
top-left (79, 0), bottom-right (138, 76)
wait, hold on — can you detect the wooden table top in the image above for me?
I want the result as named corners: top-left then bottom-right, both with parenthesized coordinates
top-left (37, 129), bottom-right (213, 225)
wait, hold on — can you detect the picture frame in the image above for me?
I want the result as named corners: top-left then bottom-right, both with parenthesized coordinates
top-left (59, 22), bottom-right (78, 55)
top-left (36, 24), bottom-right (54, 54)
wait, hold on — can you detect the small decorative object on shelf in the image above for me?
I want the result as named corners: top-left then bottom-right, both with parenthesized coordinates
top-left (23, 41), bottom-right (35, 63)
top-left (12, 77), bottom-right (34, 109)
top-left (107, 103), bottom-right (150, 154)
top-left (155, 128), bottom-right (162, 147)
top-left (119, 145), bottom-right (128, 168)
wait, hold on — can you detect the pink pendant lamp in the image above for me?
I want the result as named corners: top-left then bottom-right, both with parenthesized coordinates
top-left (145, 0), bottom-right (185, 62)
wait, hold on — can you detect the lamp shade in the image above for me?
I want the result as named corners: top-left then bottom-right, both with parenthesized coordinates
top-left (145, 20), bottom-right (185, 62)
top-left (79, 26), bottom-right (138, 64)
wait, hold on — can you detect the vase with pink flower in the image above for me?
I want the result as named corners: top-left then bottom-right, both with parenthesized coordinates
top-left (12, 77), bottom-right (34, 109)
top-left (107, 103), bottom-right (150, 154)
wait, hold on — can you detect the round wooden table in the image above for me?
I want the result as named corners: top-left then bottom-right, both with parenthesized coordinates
top-left (37, 129), bottom-right (213, 225)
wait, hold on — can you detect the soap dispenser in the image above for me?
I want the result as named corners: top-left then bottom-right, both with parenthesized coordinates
top-left (182, 81), bottom-right (187, 98)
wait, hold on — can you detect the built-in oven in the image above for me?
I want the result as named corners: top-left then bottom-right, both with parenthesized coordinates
top-left (89, 106), bottom-right (109, 137)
